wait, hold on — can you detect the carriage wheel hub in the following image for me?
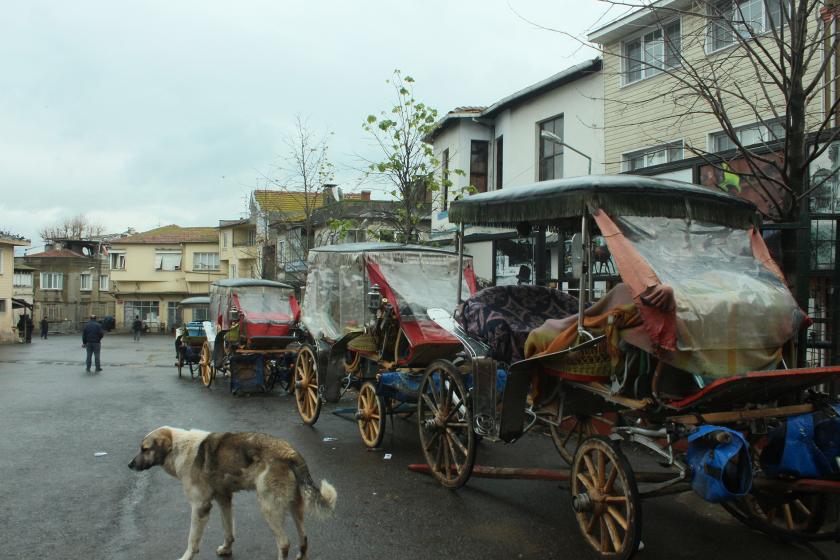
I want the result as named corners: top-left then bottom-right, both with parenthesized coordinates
top-left (572, 492), bottom-right (594, 513)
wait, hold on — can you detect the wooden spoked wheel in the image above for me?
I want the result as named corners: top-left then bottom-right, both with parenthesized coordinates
top-left (344, 350), bottom-right (361, 375)
top-left (294, 345), bottom-right (322, 425)
top-left (724, 491), bottom-right (827, 538)
top-left (417, 360), bottom-right (476, 489)
top-left (571, 436), bottom-right (641, 560)
top-left (550, 410), bottom-right (616, 465)
top-left (357, 382), bottom-right (385, 448)
top-left (199, 341), bottom-right (214, 388)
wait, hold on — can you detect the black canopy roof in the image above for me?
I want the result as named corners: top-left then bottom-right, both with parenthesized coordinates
top-left (211, 279), bottom-right (294, 289)
top-left (448, 175), bottom-right (758, 228)
top-left (309, 242), bottom-right (461, 256)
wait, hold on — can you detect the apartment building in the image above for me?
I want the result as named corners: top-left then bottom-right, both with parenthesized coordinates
top-left (109, 225), bottom-right (223, 331)
top-left (0, 232), bottom-right (30, 342)
top-left (427, 58), bottom-right (604, 284)
top-left (219, 218), bottom-right (258, 280)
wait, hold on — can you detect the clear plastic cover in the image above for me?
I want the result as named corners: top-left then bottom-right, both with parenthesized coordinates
top-left (233, 286), bottom-right (293, 323)
top-left (300, 249), bottom-right (473, 342)
top-left (615, 216), bottom-right (804, 376)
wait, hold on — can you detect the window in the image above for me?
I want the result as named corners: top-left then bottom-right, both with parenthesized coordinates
top-left (441, 148), bottom-right (450, 210)
top-left (154, 251), bottom-right (182, 271)
top-left (99, 275), bottom-right (109, 291)
top-left (707, 0), bottom-right (783, 52)
top-left (470, 140), bottom-right (489, 193)
top-left (0, 299), bottom-right (5, 312)
top-left (623, 20), bottom-right (681, 84)
top-left (124, 300), bottom-right (160, 325)
top-left (193, 306), bottom-right (209, 322)
top-left (167, 301), bottom-right (178, 330)
top-left (40, 272), bottom-right (63, 290)
top-left (80, 273), bottom-right (92, 292)
top-left (710, 120), bottom-right (785, 152)
top-left (277, 239), bottom-right (286, 265)
top-left (223, 232), bottom-right (229, 248)
top-left (13, 271), bottom-right (32, 287)
top-left (247, 229), bottom-right (256, 246)
top-left (110, 252), bottom-right (126, 270)
top-left (622, 141), bottom-right (684, 171)
top-left (230, 263), bottom-right (238, 279)
top-left (496, 136), bottom-right (504, 189)
top-left (193, 252), bottom-right (219, 271)
top-left (539, 115), bottom-right (564, 181)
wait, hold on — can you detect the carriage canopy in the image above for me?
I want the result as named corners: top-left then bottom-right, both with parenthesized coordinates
top-left (210, 279), bottom-right (297, 332)
top-left (301, 243), bottom-right (476, 341)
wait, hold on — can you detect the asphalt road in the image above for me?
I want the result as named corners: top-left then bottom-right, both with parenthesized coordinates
top-left (0, 334), bottom-right (835, 560)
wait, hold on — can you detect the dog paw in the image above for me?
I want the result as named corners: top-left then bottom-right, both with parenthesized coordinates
top-left (216, 545), bottom-right (233, 556)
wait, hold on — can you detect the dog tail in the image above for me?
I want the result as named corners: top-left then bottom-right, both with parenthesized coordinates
top-left (289, 456), bottom-right (337, 519)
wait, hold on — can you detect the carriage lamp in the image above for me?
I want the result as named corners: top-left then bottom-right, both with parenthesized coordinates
top-left (367, 285), bottom-right (382, 312)
top-left (228, 306), bottom-right (240, 322)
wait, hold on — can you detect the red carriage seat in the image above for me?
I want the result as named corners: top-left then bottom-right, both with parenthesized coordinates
top-left (458, 285), bottom-right (579, 364)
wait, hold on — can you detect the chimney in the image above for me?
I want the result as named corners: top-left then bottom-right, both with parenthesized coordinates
top-left (322, 183), bottom-right (338, 204)
top-left (361, 190), bottom-right (371, 201)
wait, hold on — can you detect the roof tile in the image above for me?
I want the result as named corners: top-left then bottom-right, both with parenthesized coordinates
top-left (116, 225), bottom-right (217, 244)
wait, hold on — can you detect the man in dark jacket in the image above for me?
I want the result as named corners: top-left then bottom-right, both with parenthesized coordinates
top-left (82, 315), bottom-right (105, 372)
top-left (40, 317), bottom-right (49, 339)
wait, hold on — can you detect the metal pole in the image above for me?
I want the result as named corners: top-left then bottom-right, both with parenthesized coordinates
top-left (456, 222), bottom-right (465, 306)
top-left (577, 215), bottom-right (593, 340)
top-left (534, 226), bottom-right (546, 286)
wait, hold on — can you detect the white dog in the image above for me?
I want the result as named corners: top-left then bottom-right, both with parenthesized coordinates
top-left (129, 427), bottom-right (336, 560)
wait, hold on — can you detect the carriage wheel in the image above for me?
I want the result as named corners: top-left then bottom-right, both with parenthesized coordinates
top-left (357, 382), bottom-right (385, 448)
top-left (294, 346), bottom-right (322, 425)
top-left (571, 436), bottom-right (642, 560)
top-left (723, 491), bottom-right (827, 539)
top-left (417, 360), bottom-right (476, 489)
top-left (344, 350), bottom-right (361, 375)
top-left (550, 409), bottom-right (616, 465)
top-left (199, 342), bottom-right (214, 388)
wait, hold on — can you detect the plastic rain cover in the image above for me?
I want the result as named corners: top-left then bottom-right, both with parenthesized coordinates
top-left (615, 216), bottom-right (804, 377)
top-left (367, 251), bottom-right (474, 343)
top-left (233, 286), bottom-right (293, 322)
top-left (300, 251), bottom-right (367, 341)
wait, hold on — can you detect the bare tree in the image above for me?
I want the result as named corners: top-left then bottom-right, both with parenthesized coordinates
top-left (262, 116), bottom-right (334, 285)
top-left (39, 214), bottom-right (105, 241)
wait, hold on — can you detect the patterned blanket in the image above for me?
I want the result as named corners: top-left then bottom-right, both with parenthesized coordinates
top-left (458, 285), bottom-right (579, 363)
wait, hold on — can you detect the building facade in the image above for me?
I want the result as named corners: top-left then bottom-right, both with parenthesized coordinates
top-left (0, 232), bottom-right (30, 343)
top-left (218, 219), bottom-right (258, 280)
top-left (109, 225), bottom-right (223, 331)
top-left (427, 58), bottom-right (604, 285)
top-left (22, 239), bottom-right (114, 334)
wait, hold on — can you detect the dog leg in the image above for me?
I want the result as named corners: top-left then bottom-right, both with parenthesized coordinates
top-left (215, 494), bottom-right (235, 556)
top-left (257, 490), bottom-right (291, 560)
top-left (292, 497), bottom-right (308, 560)
top-left (179, 501), bottom-right (212, 560)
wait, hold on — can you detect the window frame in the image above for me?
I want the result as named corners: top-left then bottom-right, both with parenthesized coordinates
top-left (621, 140), bottom-right (685, 172)
top-left (13, 271), bottom-right (33, 287)
top-left (469, 140), bottom-right (489, 193)
top-left (110, 251), bottom-right (126, 270)
top-left (80, 272), bottom-right (92, 292)
top-left (154, 250), bottom-right (182, 271)
top-left (705, 0), bottom-right (784, 54)
top-left (708, 119), bottom-right (786, 152)
top-left (538, 114), bottom-right (565, 181)
top-left (99, 274), bottom-right (109, 292)
top-left (441, 148), bottom-right (450, 210)
top-left (40, 272), bottom-right (64, 291)
top-left (193, 252), bottom-right (220, 271)
top-left (621, 18), bottom-right (682, 86)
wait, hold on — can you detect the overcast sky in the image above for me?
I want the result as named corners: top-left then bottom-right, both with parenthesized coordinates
top-left (0, 0), bottom-right (616, 252)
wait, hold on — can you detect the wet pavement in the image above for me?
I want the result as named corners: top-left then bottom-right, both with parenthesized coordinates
top-left (0, 334), bottom-right (834, 559)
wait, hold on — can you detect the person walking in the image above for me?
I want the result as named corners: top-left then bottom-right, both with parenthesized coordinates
top-left (40, 317), bottom-right (49, 340)
top-left (131, 315), bottom-right (143, 342)
top-left (82, 314), bottom-right (105, 372)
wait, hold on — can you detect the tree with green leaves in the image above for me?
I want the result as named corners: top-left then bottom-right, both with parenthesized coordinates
top-left (363, 70), bottom-right (447, 243)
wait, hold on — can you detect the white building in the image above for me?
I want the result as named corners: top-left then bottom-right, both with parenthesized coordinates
top-left (427, 58), bottom-right (604, 285)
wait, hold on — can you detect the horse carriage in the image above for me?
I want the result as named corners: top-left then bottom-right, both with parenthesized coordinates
top-left (207, 279), bottom-right (300, 394)
top-left (174, 296), bottom-right (210, 380)
top-left (293, 243), bottom-right (476, 447)
top-left (399, 175), bottom-right (840, 559)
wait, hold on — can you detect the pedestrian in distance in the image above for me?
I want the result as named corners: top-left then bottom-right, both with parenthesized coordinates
top-left (132, 315), bottom-right (143, 342)
top-left (40, 317), bottom-right (49, 340)
top-left (82, 314), bottom-right (105, 372)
